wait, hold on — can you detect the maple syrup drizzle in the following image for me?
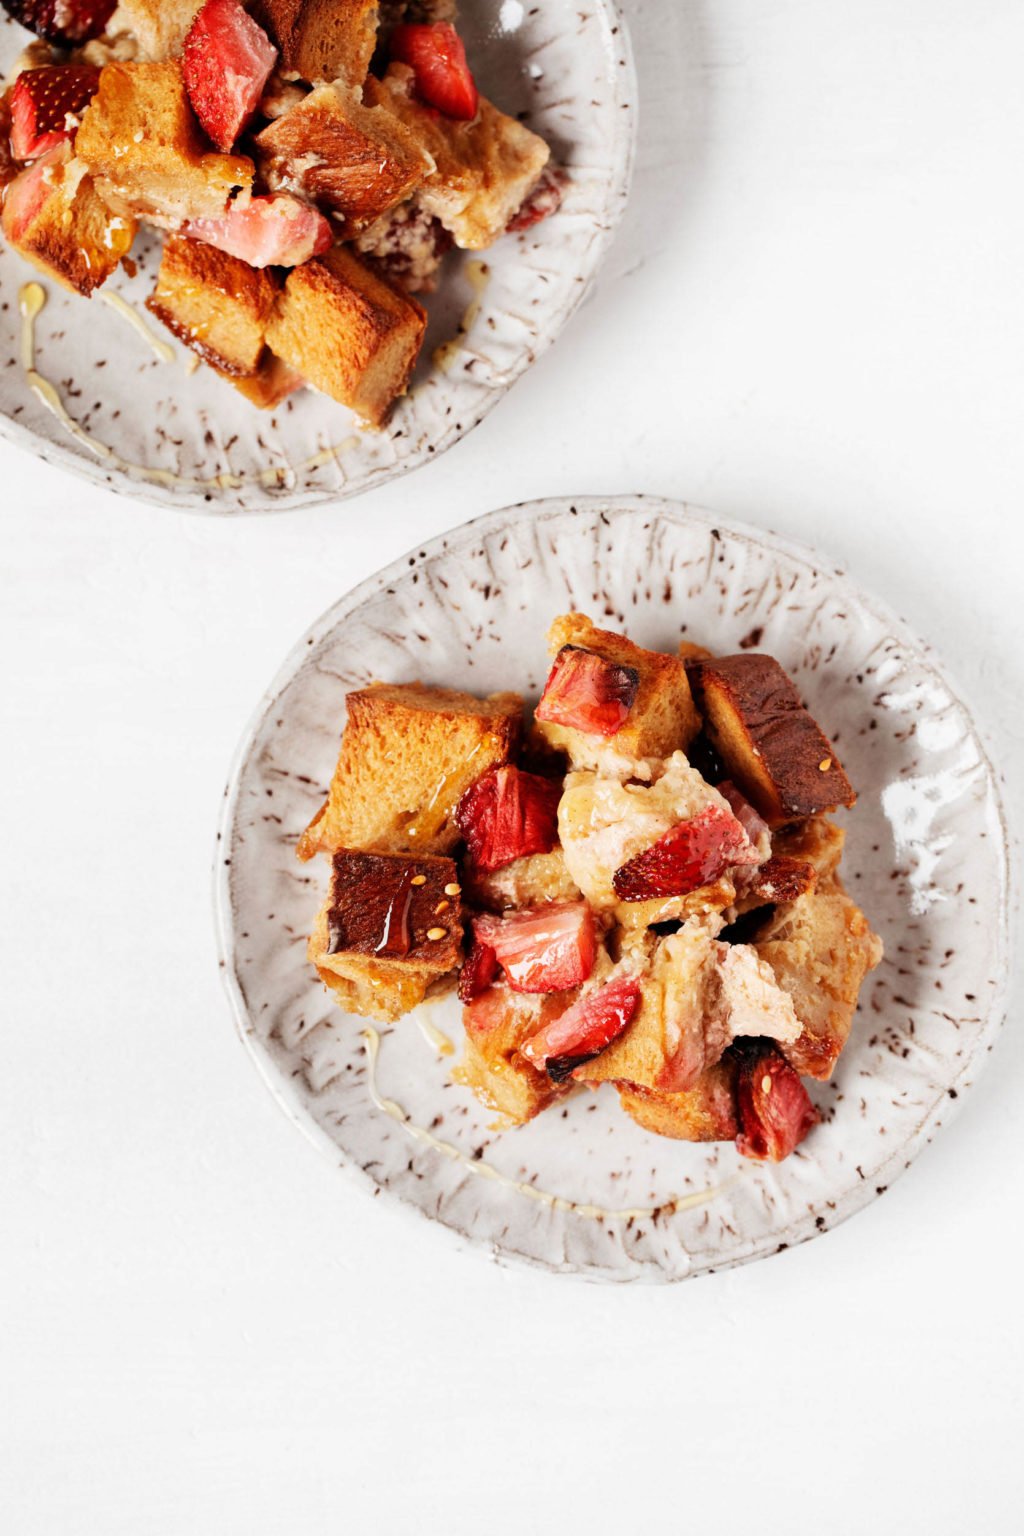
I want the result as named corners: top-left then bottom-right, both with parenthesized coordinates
top-left (361, 1027), bottom-right (731, 1224)
top-left (375, 869), bottom-right (415, 956)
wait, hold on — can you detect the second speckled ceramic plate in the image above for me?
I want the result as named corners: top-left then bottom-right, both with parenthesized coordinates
top-left (215, 496), bottom-right (1011, 1282)
top-left (0, 2), bottom-right (634, 513)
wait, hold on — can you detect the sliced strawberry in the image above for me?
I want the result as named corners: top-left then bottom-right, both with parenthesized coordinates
top-left (455, 766), bottom-right (561, 873)
top-left (522, 974), bottom-right (642, 1083)
top-left (1, 142), bottom-right (65, 242)
top-left (457, 936), bottom-right (499, 1004)
top-left (612, 803), bottom-right (759, 902)
top-left (9, 66), bottom-right (99, 163)
top-left (183, 0), bottom-right (277, 153)
top-left (1, 0), bottom-right (115, 44)
top-left (506, 165), bottom-right (567, 234)
top-left (389, 21), bottom-right (479, 121)
top-left (473, 901), bottom-right (596, 995)
top-left (183, 194), bottom-right (331, 268)
top-left (535, 646), bottom-right (640, 737)
top-left (734, 1041), bottom-right (819, 1162)
top-left (717, 780), bottom-right (770, 849)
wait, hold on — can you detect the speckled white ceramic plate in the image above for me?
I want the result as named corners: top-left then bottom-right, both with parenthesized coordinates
top-left (0, 3), bottom-right (634, 513)
top-left (215, 496), bottom-right (1011, 1282)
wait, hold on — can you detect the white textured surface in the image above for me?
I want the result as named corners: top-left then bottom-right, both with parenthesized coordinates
top-left (2, 0), bottom-right (1023, 1529)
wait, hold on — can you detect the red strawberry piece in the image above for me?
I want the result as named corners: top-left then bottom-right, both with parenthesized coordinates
top-left (457, 936), bottom-right (499, 1004)
top-left (535, 646), bottom-right (640, 737)
top-left (389, 21), bottom-right (479, 121)
top-left (506, 165), bottom-right (567, 234)
top-left (522, 974), bottom-right (642, 1083)
top-left (1, 0), bottom-right (115, 44)
top-left (1, 142), bottom-right (66, 242)
top-left (473, 900), bottom-right (596, 995)
top-left (734, 1041), bottom-right (819, 1162)
top-left (612, 803), bottom-right (759, 902)
top-left (183, 0), bottom-right (277, 153)
top-left (9, 65), bottom-right (100, 162)
top-left (455, 765), bottom-right (561, 873)
top-left (184, 194), bottom-right (331, 268)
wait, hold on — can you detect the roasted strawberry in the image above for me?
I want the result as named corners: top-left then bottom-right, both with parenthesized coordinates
top-left (184, 194), bottom-right (331, 268)
top-left (522, 974), bottom-right (642, 1082)
top-left (612, 803), bottom-right (759, 902)
top-left (9, 66), bottom-right (99, 162)
top-left (535, 646), bottom-right (640, 737)
top-left (1, 144), bottom-right (58, 242)
top-left (183, 0), bottom-right (278, 153)
top-left (455, 765), bottom-right (561, 873)
top-left (734, 1041), bottom-right (819, 1161)
top-left (389, 21), bottom-right (479, 121)
top-left (506, 166), bottom-right (566, 234)
top-left (1, 0), bottom-right (115, 45)
top-left (473, 901), bottom-right (596, 995)
top-left (457, 936), bottom-right (499, 1003)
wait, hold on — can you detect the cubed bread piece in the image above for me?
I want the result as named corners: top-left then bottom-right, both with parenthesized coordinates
top-left (454, 986), bottom-right (572, 1127)
top-left (297, 682), bottom-right (522, 861)
top-left (462, 848), bottom-right (581, 914)
top-left (250, 0), bottom-right (378, 87)
top-left (266, 245), bottom-right (426, 425)
top-left (1, 147), bottom-right (135, 296)
top-left (76, 62), bottom-right (254, 222)
top-left (617, 1064), bottom-right (739, 1143)
top-left (309, 848), bottom-right (463, 1023)
top-left (367, 64), bottom-right (549, 250)
top-left (754, 877), bottom-right (883, 1079)
top-left (685, 653), bottom-right (856, 828)
top-left (255, 82), bottom-right (432, 237)
top-left (535, 613), bottom-right (702, 773)
top-left (107, 0), bottom-right (203, 59)
top-left (147, 235), bottom-right (279, 376)
top-left (224, 352), bottom-right (304, 408)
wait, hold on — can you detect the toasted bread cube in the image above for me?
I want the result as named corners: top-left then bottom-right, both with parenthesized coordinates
top-left (309, 849), bottom-right (463, 1023)
top-left (147, 235), bottom-right (278, 376)
top-left (108, 0), bottom-right (204, 59)
top-left (685, 653), bottom-right (856, 828)
top-left (462, 848), bottom-right (581, 914)
top-left (266, 246), bottom-right (426, 424)
top-left (297, 682), bottom-right (522, 861)
top-left (250, 0), bottom-right (378, 88)
top-left (535, 614), bottom-right (701, 773)
top-left (224, 352), bottom-right (304, 409)
top-left (1, 147), bottom-right (135, 297)
top-left (755, 877), bottom-right (883, 1079)
top-left (454, 987), bottom-right (571, 1127)
top-left (367, 65), bottom-right (549, 250)
top-left (617, 1064), bottom-right (739, 1143)
top-left (76, 62), bottom-right (254, 222)
top-left (255, 82), bottom-right (432, 238)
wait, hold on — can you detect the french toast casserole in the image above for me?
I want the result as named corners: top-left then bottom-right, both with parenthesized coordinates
top-left (0, 1), bottom-right (562, 424)
top-left (299, 615), bottom-right (883, 1165)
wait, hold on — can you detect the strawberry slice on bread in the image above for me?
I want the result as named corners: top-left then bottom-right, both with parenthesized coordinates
top-left (734, 1040), bottom-right (819, 1162)
top-left (522, 974), bottom-right (642, 1083)
top-left (1, 0), bottom-right (115, 44)
top-left (389, 21), bottom-right (479, 121)
top-left (456, 765), bottom-right (562, 873)
top-left (183, 0), bottom-right (278, 153)
top-left (10, 66), bottom-right (100, 162)
top-left (184, 194), bottom-right (331, 268)
top-left (535, 646), bottom-right (640, 737)
top-left (473, 900), bottom-right (596, 995)
top-left (612, 803), bottom-right (759, 902)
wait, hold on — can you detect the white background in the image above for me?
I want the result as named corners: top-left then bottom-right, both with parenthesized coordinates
top-left (2, 1), bottom-right (1022, 1531)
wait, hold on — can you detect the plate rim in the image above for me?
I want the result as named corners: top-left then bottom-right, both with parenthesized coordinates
top-left (213, 493), bottom-right (1015, 1281)
top-left (0, 0), bottom-right (637, 516)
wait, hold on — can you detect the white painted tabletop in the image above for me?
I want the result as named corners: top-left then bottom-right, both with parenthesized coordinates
top-left (2, 2), bottom-right (1022, 1530)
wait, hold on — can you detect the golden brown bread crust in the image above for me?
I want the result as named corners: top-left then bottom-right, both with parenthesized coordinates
top-left (755, 875), bottom-right (883, 1079)
top-left (686, 653), bottom-right (856, 827)
top-left (535, 613), bottom-right (702, 769)
top-left (2, 153), bottom-right (136, 296)
top-left (266, 245), bottom-right (427, 425)
top-left (147, 236), bottom-right (279, 376)
top-left (617, 1063), bottom-right (739, 1142)
top-left (224, 352), bottom-right (304, 409)
top-left (367, 65), bottom-right (550, 250)
top-left (255, 83), bottom-right (432, 237)
top-left (297, 682), bottom-right (522, 861)
top-left (250, 0), bottom-right (378, 87)
top-left (77, 62), bottom-right (254, 222)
